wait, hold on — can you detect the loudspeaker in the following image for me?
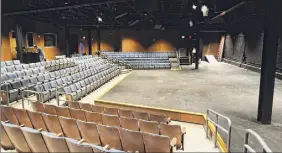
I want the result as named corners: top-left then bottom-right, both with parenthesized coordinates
top-left (136, 0), bottom-right (160, 11)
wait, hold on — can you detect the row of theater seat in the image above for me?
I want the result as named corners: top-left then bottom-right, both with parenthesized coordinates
top-left (31, 102), bottom-right (185, 149)
top-left (1, 56), bottom-right (120, 104)
top-left (103, 52), bottom-right (173, 69)
top-left (1, 105), bottom-right (180, 152)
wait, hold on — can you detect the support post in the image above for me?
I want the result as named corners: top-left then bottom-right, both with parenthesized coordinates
top-left (88, 29), bottom-right (92, 55)
top-left (97, 29), bottom-right (101, 51)
top-left (65, 26), bottom-right (70, 57)
top-left (257, 0), bottom-right (281, 124)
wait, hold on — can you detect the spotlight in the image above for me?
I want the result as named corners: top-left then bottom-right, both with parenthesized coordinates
top-left (82, 36), bottom-right (86, 39)
top-left (80, 28), bottom-right (83, 31)
top-left (181, 36), bottom-right (185, 39)
top-left (38, 35), bottom-right (41, 38)
top-left (189, 20), bottom-right (193, 27)
top-left (201, 5), bottom-right (209, 17)
top-left (192, 4), bottom-right (197, 10)
top-left (97, 17), bottom-right (102, 22)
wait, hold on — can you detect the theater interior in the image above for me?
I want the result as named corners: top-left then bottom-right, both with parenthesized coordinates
top-left (1, 0), bottom-right (282, 152)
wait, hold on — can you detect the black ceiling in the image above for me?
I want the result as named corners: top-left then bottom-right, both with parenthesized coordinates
top-left (2, 0), bottom-right (263, 30)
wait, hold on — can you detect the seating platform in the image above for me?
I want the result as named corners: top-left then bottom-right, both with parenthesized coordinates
top-left (103, 52), bottom-right (176, 69)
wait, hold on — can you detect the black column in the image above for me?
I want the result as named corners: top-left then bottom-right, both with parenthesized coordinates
top-left (65, 26), bottom-right (70, 57)
top-left (257, 0), bottom-right (281, 124)
top-left (97, 29), bottom-right (101, 51)
top-left (88, 30), bottom-right (92, 55)
top-left (195, 33), bottom-right (202, 69)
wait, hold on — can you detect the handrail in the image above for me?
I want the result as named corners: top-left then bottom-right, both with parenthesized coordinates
top-left (244, 129), bottom-right (272, 153)
top-left (206, 109), bottom-right (232, 153)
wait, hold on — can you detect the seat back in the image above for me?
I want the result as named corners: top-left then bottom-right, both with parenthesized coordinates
top-left (79, 102), bottom-right (92, 111)
top-left (119, 117), bottom-right (139, 131)
top-left (150, 114), bottom-right (167, 123)
top-left (27, 110), bottom-right (47, 131)
top-left (119, 109), bottom-right (134, 118)
top-left (66, 138), bottom-right (94, 153)
top-left (2, 122), bottom-right (31, 152)
top-left (143, 132), bottom-right (171, 153)
top-left (58, 116), bottom-right (81, 140)
top-left (77, 120), bottom-right (101, 145)
top-left (160, 123), bottom-right (182, 148)
top-left (69, 108), bottom-right (86, 121)
top-left (97, 124), bottom-right (122, 150)
top-left (42, 131), bottom-right (70, 152)
top-left (1, 106), bottom-right (19, 125)
top-left (56, 106), bottom-right (71, 118)
top-left (41, 113), bottom-right (63, 135)
top-left (120, 128), bottom-right (145, 152)
top-left (91, 105), bottom-right (104, 113)
top-left (31, 102), bottom-right (45, 112)
top-left (44, 104), bottom-right (58, 115)
top-left (84, 111), bottom-right (103, 124)
top-left (1, 124), bottom-right (14, 150)
top-left (13, 108), bottom-right (33, 128)
top-left (139, 120), bottom-right (159, 134)
top-left (102, 114), bottom-right (120, 127)
top-left (104, 107), bottom-right (119, 115)
top-left (67, 101), bottom-right (80, 109)
top-left (21, 127), bottom-right (49, 152)
top-left (133, 111), bottom-right (149, 120)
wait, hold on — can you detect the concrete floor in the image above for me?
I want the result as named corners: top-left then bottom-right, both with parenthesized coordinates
top-left (100, 62), bottom-right (282, 152)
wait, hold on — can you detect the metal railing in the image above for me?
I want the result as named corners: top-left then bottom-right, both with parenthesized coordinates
top-left (244, 129), bottom-right (272, 153)
top-left (206, 109), bottom-right (232, 153)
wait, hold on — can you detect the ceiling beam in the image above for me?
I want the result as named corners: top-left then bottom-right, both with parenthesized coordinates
top-left (3, 0), bottom-right (135, 16)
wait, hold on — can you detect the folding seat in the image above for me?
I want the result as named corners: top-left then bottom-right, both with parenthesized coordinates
top-left (160, 123), bottom-right (185, 150)
top-left (35, 62), bottom-right (42, 67)
top-left (44, 104), bottom-right (58, 115)
top-left (139, 120), bottom-right (159, 135)
top-left (64, 86), bottom-right (79, 101)
top-left (1, 83), bottom-right (19, 104)
top-left (102, 114), bottom-right (120, 127)
top-left (23, 69), bottom-right (33, 76)
top-left (67, 101), bottom-right (81, 109)
top-left (43, 73), bottom-right (54, 81)
top-left (5, 61), bottom-right (13, 66)
top-left (6, 66), bottom-right (16, 73)
top-left (69, 108), bottom-right (86, 121)
top-left (2, 122), bottom-right (31, 152)
top-left (1, 68), bottom-right (7, 74)
top-left (42, 83), bottom-right (56, 99)
top-left (79, 102), bottom-right (92, 111)
top-left (28, 76), bottom-right (38, 88)
top-left (67, 75), bottom-right (74, 83)
top-left (19, 78), bottom-right (31, 96)
top-left (50, 80), bottom-right (58, 89)
top-left (30, 102), bottom-right (45, 112)
top-left (84, 111), bottom-right (103, 124)
top-left (34, 85), bottom-right (50, 102)
top-left (80, 80), bottom-right (91, 94)
top-left (75, 82), bottom-right (87, 97)
top-left (13, 108), bottom-right (33, 128)
top-left (119, 117), bottom-right (139, 131)
top-left (133, 111), bottom-right (150, 120)
top-left (41, 113), bottom-right (64, 135)
top-left (21, 127), bottom-right (49, 152)
top-left (56, 106), bottom-right (71, 118)
top-left (97, 124), bottom-right (123, 150)
top-left (119, 128), bottom-right (145, 153)
top-left (70, 84), bottom-right (82, 99)
top-left (150, 114), bottom-right (171, 123)
top-left (15, 64), bottom-right (23, 71)
top-left (84, 78), bottom-right (95, 92)
top-left (118, 109), bottom-right (134, 118)
top-left (50, 72), bottom-right (59, 79)
top-left (27, 110), bottom-right (48, 131)
top-left (1, 61), bottom-right (6, 67)
top-left (29, 63), bottom-right (36, 68)
top-left (62, 77), bottom-right (72, 85)
top-left (58, 116), bottom-right (81, 140)
top-left (1, 124), bottom-right (14, 150)
top-left (41, 131), bottom-right (69, 152)
top-left (1, 106), bottom-right (19, 125)
top-left (65, 138), bottom-right (96, 153)
top-left (143, 132), bottom-right (175, 153)
top-left (55, 71), bottom-right (62, 78)
top-left (15, 71), bottom-right (25, 79)
top-left (104, 107), bottom-right (119, 116)
top-left (5, 72), bottom-right (17, 80)
top-left (31, 68), bottom-right (40, 75)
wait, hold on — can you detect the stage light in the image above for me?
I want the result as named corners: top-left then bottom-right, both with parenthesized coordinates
top-left (97, 17), bottom-right (102, 22)
top-left (192, 4), bottom-right (197, 10)
top-left (201, 5), bottom-right (209, 17)
top-left (82, 36), bottom-right (86, 39)
top-left (189, 20), bottom-right (193, 27)
top-left (181, 36), bottom-right (185, 39)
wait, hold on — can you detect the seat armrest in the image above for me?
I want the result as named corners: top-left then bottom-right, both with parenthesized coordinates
top-left (166, 117), bottom-right (171, 123)
top-left (170, 137), bottom-right (177, 153)
top-left (20, 124), bottom-right (25, 127)
top-left (78, 139), bottom-right (84, 144)
top-left (37, 128), bottom-right (43, 131)
top-left (103, 144), bottom-right (109, 150)
top-left (181, 127), bottom-right (186, 134)
top-left (57, 133), bottom-right (63, 137)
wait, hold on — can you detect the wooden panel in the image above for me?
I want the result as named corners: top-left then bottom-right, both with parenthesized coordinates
top-left (1, 34), bottom-right (12, 61)
top-left (95, 99), bottom-right (205, 125)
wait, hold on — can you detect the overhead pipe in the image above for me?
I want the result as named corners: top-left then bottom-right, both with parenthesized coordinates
top-left (211, 1), bottom-right (247, 21)
top-left (2, 0), bottom-right (135, 16)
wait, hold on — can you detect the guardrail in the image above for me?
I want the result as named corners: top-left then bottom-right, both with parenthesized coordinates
top-left (244, 129), bottom-right (272, 153)
top-left (206, 109), bottom-right (232, 153)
